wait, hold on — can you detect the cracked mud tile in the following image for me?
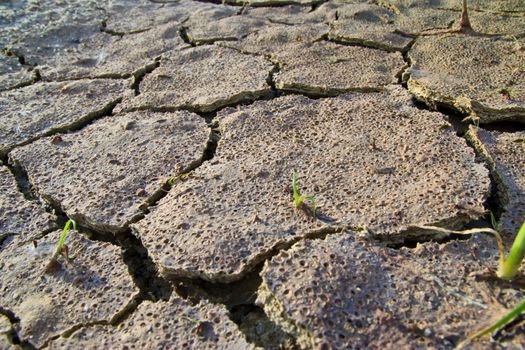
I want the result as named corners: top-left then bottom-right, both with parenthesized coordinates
top-left (7, 21), bottom-right (185, 81)
top-left (406, 35), bottom-right (525, 124)
top-left (48, 296), bottom-right (256, 349)
top-left (103, 0), bottom-right (204, 35)
top-left (133, 87), bottom-right (489, 283)
top-left (272, 41), bottom-right (405, 95)
top-left (0, 55), bottom-right (36, 92)
top-left (379, 0), bottom-right (525, 13)
top-left (242, 5), bottom-right (326, 25)
top-left (463, 12), bottom-right (525, 36)
top-left (10, 110), bottom-right (209, 234)
top-left (0, 79), bottom-right (128, 157)
top-left (118, 46), bottom-right (273, 113)
top-left (184, 13), bottom-right (268, 45)
top-left (379, 0), bottom-right (525, 36)
top-left (327, 2), bottom-right (413, 52)
top-left (257, 232), bottom-right (525, 349)
top-left (0, 166), bottom-right (56, 245)
top-left (222, 23), bottom-right (328, 55)
top-left (0, 0), bottom-right (105, 48)
top-left (466, 126), bottom-right (525, 239)
top-left (0, 232), bottom-right (139, 349)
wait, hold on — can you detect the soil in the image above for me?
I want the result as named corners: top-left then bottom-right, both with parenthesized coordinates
top-left (1, 0), bottom-right (524, 349)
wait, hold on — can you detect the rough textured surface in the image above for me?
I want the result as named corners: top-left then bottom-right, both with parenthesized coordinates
top-left (327, 3), bottom-right (413, 52)
top-left (223, 23), bottom-right (328, 55)
top-left (0, 314), bottom-right (15, 350)
top-left (0, 0), bottom-right (105, 47)
top-left (185, 14), bottom-right (268, 45)
top-left (0, 55), bottom-right (35, 92)
top-left (462, 12), bottom-right (525, 36)
top-left (0, 79), bottom-right (128, 156)
top-left (273, 41), bottom-right (405, 95)
top-left (466, 126), bottom-right (525, 240)
top-left (134, 88), bottom-right (489, 283)
top-left (242, 5), bottom-right (326, 25)
top-left (379, 0), bottom-right (525, 13)
top-left (119, 46), bottom-right (273, 113)
top-left (226, 0), bottom-right (321, 6)
top-left (374, 0), bottom-right (525, 35)
top-left (0, 231), bottom-right (139, 348)
top-left (10, 111), bottom-right (209, 234)
top-left (7, 22), bottom-right (185, 81)
top-left (48, 296), bottom-right (256, 349)
top-left (0, 166), bottom-right (55, 244)
top-left (258, 232), bottom-right (525, 349)
top-left (406, 35), bottom-right (525, 124)
top-left (103, 0), bottom-right (204, 34)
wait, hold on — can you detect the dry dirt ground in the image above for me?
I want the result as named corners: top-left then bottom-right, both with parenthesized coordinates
top-left (1, 0), bottom-right (525, 349)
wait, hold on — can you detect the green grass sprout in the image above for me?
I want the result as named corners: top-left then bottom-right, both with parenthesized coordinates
top-left (414, 222), bottom-right (525, 280)
top-left (457, 299), bottom-right (525, 348)
top-left (292, 171), bottom-right (317, 219)
top-left (55, 219), bottom-right (76, 255)
top-left (497, 221), bottom-right (525, 280)
top-left (415, 221), bottom-right (525, 346)
top-left (44, 219), bottom-right (77, 273)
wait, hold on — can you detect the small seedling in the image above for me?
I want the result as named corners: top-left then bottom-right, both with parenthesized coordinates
top-left (292, 171), bottom-right (317, 219)
top-left (44, 219), bottom-right (78, 273)
top-left (416, 221), bottom-right (525, 345)
top-left (416, 221), bottom-right (525, 280)
top-left (458, 299), bottom-right (525, 348)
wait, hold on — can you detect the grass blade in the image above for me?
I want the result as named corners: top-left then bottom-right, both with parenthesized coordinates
top-left (497, 221), bottom-right (525, 280)
top-left (458, 298), bottom-right (525, 348)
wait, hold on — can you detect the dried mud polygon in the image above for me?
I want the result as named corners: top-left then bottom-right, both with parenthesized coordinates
top-left (103, 0), bottom-right (206, 34)
top-left (49, 297), bottom-right (256, 349)
top-left (8, 22), bottom-right (185, 81)
top-left (185, 14), bottom-right (268, 45)
top-left (257, 232), bottom-right (525, 349)
top-left (0, 231), bottom-right (139, 348)
top-left (10, 110), bottom-right (209, 234)
top-left (0, 166), bottom-right (55, 244)
top-left (134, 88), bottom-right (489, 283)
top-left (327, 2), bottom-right (413, 51)
top-left (119, 46), bottom-right (273, 113)
top-left (242, 5), bottom-right (325, 25)
top-left (0, 79), bottom-right (128, 156)
top-left (406, 35), bottom-right (525, 124)
top-left (466, 126), bottom-right (525, 239)
top-left (273, 41), bottom-right (405, 95)
top-left (222, 23), bottom-right (328, 55)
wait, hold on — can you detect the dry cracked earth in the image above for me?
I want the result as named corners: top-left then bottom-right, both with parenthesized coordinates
top-left (1, 0), bottom-right (525, 349)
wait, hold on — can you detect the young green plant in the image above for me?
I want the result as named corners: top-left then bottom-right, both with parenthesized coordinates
top-left (44, 219), bottom-right (77, 273)
top-left (416, 221), bottom-right (525, 345)
top-left (292, 171), bottom-right (317, 219)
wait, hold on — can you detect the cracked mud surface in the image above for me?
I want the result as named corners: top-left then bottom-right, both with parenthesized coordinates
top-left (134, 88), bottom-right (490, 283)
top-left (258, 232), bottom-right (525, 349)
top-left (48, 296), bottom-right (256, 349)
top-left (0, 231), bottom-right (139, 348)
top-left (10, 110), bottom-right (209, 234)
top-left (0, 166), bottom-right (56, 244)
top-left (1, 0), bottom-right (524, 349)
top-left (118, 46), bottom-right (273, 113)
top-left (0, 79), bottom-right (129, 156)
top-left (467, 127), bottom-right (525, 240)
